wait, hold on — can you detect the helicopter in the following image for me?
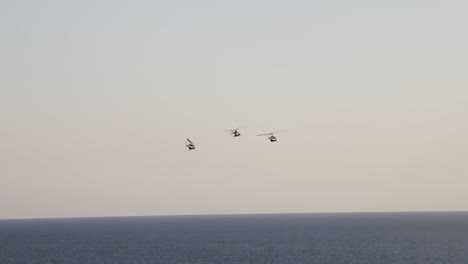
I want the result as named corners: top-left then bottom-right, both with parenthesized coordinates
top-left (256, 131), bottom-right (286, 142)
top-left (185, 138), bottom-right (195, 150)
top-left (224, 126), bottom-right (246, 137)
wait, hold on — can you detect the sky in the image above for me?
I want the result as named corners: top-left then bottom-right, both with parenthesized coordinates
top-left (1, 0), bottom-right (467, 219)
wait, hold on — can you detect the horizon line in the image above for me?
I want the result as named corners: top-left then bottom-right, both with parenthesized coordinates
top-left (2, 209), bottom-right (468, 221)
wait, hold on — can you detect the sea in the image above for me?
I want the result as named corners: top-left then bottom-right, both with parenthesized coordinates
top-left (1, 212), bottom-right (468, 264)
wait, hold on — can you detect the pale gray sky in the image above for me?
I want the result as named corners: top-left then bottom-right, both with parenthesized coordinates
top-left (1, 0), bottom-right (467, 219)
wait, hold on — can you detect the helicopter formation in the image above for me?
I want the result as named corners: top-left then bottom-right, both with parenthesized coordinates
top-left (185, 126), bottom-right (286, 151)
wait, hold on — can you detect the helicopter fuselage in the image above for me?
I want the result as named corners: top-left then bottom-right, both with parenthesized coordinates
top-left (187, 144), bottom-right (195, 150)
top-left (269, 135), bottom-right (277, 142)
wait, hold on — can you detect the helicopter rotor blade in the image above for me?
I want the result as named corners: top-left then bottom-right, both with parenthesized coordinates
top-left (272, 131), bottom-right (287, 134)
top-left (256, 131), bottom-right (286, 136)
top-left (225, 125), bottom-right (246, 132)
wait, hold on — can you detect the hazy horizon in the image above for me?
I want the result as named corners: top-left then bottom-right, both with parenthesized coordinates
top-left (3, 210), bottom-right (468, 221)
top-left (1, 0), bottom-right (467, 219)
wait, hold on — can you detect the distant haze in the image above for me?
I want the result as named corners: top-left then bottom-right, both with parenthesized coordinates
top-left (1, 0), bottom-right (467, 219)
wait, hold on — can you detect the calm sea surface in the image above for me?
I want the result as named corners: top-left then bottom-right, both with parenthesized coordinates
top-left (1, 212), bottom-right (468, 264)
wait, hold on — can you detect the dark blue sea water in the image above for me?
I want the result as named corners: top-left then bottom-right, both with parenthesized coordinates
top-left (1, 212), bottom-right (468, 264)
